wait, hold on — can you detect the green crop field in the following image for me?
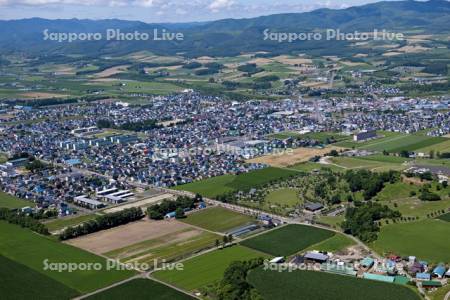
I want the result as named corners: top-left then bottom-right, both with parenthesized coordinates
top-left (0, 255), bottom-right (79, 300)
top-left (0, 191), bottom-right (35, 209)
top-left (45, 213), bottom-right (100, 232)
top-left (173, 167), bottom-right (299, 198)
top-left (372, 219), bottom-right (450, 263)
top-left (85, 279), bottom-right (194, 300)
top-left (305, 234), bottom-right (356, 253)
top-left (418, 138), bottom-right (450, 153)
top-left (437, 212), bottom-right (450, 222)
top-left (240, 224), bottom-right (335, 256)
top-left (248, 268), bottom-right (420, 300)
top-left (0, 221), bottom-right (135, 294)
top-left (181, 207), bottom-right (255, 232)
top-left (153, 245), bottom-right (267, 291)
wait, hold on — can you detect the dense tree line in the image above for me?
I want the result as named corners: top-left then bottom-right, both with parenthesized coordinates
top-left (59, 207), bottom-right (144, 240)
top-left (205, 258), bottom-right (264, 300)
top-left (97, 119), bottom-right (161, 132)
top-left (343, 170), bottom-right (399, 200)
top-left (147, 195), bottom-right (202, 220)
top-left (342, 202), bottom-right (401, 242)
top-left (0, 208), bottom-right (49, 235)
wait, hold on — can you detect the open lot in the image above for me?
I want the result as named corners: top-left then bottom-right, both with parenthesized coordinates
top-left (372, 219), bottom-right (450, 263)
top-left (45, 213), bottom-right (100, 232)
top-left (0, 191), bottom-right (35, 209)
top-left (102, 193), bottom-right (175, 214)
top-left (85, 279), bottom-right (194, 300)
top-left (247, 147), bottom-right (340, 167)
top-left (241, 224), bottom-right (335, 256)
top-left (181, 206), bottom-right (255, 233)
top-left (153, 245), bottom-right (268, 291)
top-left (0, 255), bottom-right (79, 300)
top-left (248, 268), bottom-right (420, 300)
top-left (0, 221), bottom-right (135, 294)
top-left (65, 219), bottom-right (193, 255)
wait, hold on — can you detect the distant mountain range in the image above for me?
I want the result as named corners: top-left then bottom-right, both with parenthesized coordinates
top-left (0, 0), bottom-right (449, 57)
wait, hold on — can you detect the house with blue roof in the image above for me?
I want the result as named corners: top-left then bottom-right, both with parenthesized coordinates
top-left (432, 265), bottom-right (446, 278)
top-left (416, 273), bottom-right (431, 281)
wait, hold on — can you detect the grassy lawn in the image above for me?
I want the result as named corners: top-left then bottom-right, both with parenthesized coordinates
top-left (289, 162), bottom-right (345, 172)
top-left (376, 182), bottom-right (418, 202)
top-left (417, 138), bottom-right (450, 153)
top-left (45, 213), bottom-right (99, 232)
top-left (0, 221), bottom-right (135, 294)
top-left (0, 255), bottom-right (79, 300)
top-left (153, 245), bottom-right (268, 291)
top-left (248, 268), bottom-right (420, 300)
top-left (240, 224), bottom-right (335, 256)
top-left (305, 233), bottom-right (356, 253)
top-left (181, 207), bottom-right (255, 233)
top-left (372, 219), bottom-right (450, 263)
top-left (317, 215), bottom-right (345, 229)
top-left (85, 279), bottom-right (194, 300)
top-left (385, 197), bottom-right (450, 219)
top-left (173, 167), bottom-right (299, 198)
top-left (330, 157), bottom-right (407, 171)
top-left (264, 188), bottom-right (300, 206)
top-left (0, 191), bottom-right (35, 209)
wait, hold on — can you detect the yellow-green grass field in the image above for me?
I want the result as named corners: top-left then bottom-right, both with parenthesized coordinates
top-left (329, 156), bottom-right (408, 171)
top-left (181, 206), bottom-right (255, 233)
top-left (0, 221), bottom-right (135, 294)
top-left (304, 233), bottom-right (356, 253)
top-left (0, 191), bottom-right (35, 209)
top-left (372, 219), bottom-right (450, 263)
top-left (264, 188), bottom-right (300, 207)
top-left (153, 245), bottom-right (268, 291)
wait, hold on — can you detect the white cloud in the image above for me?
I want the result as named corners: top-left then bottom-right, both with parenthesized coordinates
top-left (208, 0), bottom-right (234, 12)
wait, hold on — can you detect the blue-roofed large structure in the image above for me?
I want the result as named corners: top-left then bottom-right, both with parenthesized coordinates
top-left (361, 257), bottom-right (374, 268)
top-left (416, 273), bottom-right (431, 280)
top-left (363, 273), bottom-right (395, 283)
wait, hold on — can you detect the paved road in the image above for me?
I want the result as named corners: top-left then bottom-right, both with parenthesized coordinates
top-left (445, 290), bottom-right (450, 300)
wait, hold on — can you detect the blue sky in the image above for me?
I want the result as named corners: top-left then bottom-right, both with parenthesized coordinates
top-left (0, 0), bottom-right (398, 22)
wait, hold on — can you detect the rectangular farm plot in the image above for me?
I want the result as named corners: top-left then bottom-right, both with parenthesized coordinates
top-left (65, 219), bottom-right (196, 254)
top-left (153, 245), bottom-right (268, 291)
top-left (241, 224), bottom-right (335, 256)
top-left (181, 206), bottom-right (255, 232)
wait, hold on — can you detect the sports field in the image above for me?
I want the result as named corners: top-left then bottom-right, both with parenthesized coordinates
top-left (0, 191), bottom-right (35, 209)
top-left (0, 255), bottom-right (79, 300)
top-left (0, 221), bottom-right (135, 294)
top-left (372, 219), bottom-right (450, 263)
top-left (248, 268), bottom-right (420, 300)
top-left (85, 279), bottom-right (194, 300)
top-left (181, 206), bottom-right (255, 232)
top-left (153, 245), bottom-right (268, 291)
top-left (329, 156), bottom-right (407, 171)
top-left (173, 167), bottom-right (299, 198)
top-left (241, 224), bottom-right (335, 256)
